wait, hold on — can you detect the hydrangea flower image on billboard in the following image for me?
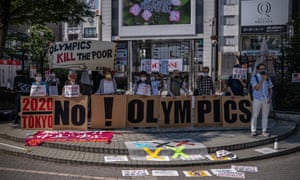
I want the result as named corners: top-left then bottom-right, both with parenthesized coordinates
top-left (123, 0), bottom-right (191, 26)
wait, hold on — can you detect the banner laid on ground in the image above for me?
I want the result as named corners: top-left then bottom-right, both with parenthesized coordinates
top-left (48, 40), bottom-right (116, 70)
top-left (25, 130), bottom-right (114, 146)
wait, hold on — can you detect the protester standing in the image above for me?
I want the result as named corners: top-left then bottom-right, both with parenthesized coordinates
top-left (13, 70), bottom-right (29, 124)
top-left (250, 63), bottom-right (273, 137)
top-left (31, 72), bottom-right (49, 96)
top-left (96, 70), bottom-right (117, 95)
top-left (227, 64), bottom-right (247, 96)
top-left (134, 71), bottom-right (152, 96)
top-left (195, 67), bottom-right (215, 96)
top-left (46, 70), bottom-right (60, 96)
top-left (167, 69), bottom-right (188, 97)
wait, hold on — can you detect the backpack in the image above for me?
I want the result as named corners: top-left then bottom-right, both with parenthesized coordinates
top-left (249, 75), bottom-right (259, 101)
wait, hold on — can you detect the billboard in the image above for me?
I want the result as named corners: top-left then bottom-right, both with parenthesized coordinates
top-left (118, 0), bottom-right (195, 37)
top-left (241, 0), bottom-right (289, 27)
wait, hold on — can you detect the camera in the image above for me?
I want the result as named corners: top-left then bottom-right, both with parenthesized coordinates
top-left (260, 71), bottom-right (267, 75)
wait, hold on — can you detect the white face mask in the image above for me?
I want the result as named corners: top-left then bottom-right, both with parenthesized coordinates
top-left (141, 77), bottom-right (147, 81)
top-left (35, 77), bottom-right (42, 82)
top-left (50, 73), bottom-right (56, 77)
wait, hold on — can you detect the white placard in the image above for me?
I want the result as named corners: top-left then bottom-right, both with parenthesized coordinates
top-left (231, 165), bottom-right (258, 173)
top-left (232, 68), bottom-right (247, 80)
top-left (64, 85), bottom-right (80, 97)
top-left (292, 73), bottom-right (300, 83)
top-left (30, 85), bottom-right (47, 96)
top-left (152, 170), bottom-right (179, 176)
top-left (104, 155), bottom-right (128, 162)
top-left (122, 170), bottom-right (149, 176)
top-left (136, 84), bottom-right (151, 96)
top-left (183, 170), bottom-right (212, 177)
top-left (254, 147), bottom-right (276, 154)
top-left (210, 169), bottom-right (237, 175)
top-left (215, 171), bottom-right (245, 179)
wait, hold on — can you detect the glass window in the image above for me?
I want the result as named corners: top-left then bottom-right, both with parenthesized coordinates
top-left (83, 27), bottom-right (97, 38)
top-left (224, 36), bottom-right (235, 46)
top-left (224, 16), bottom-right (236, 25)
top-left (224, 0), bottom-right (237, 5)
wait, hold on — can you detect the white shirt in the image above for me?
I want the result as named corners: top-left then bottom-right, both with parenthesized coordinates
top-left (103, 79), bottom-right (115, 94)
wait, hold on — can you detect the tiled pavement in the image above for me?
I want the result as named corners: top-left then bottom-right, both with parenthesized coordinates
top-left (0, 117), bottom-right (299, 167)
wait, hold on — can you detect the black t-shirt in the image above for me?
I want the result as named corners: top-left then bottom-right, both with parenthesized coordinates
top-left (227, 76), bottom-right (245, 96)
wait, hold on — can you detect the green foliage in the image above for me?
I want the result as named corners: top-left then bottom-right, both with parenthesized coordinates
top-left (274, 17), bottom-right (300, 112)
top-left (24, 24), bottom-right (54, 63)
top-left (9, 0), bottom-right (92, 25)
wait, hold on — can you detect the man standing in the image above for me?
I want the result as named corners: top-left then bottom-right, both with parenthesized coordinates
top-left (195, 67), bottom-right (215, 96)
top-left (250, 63), bottom-right (273, 137)
top-left (13, 70), bottom-right (29, 124)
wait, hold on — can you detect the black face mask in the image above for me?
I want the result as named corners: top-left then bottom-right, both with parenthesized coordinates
top-left (174, 76), bottom-right (180, 79)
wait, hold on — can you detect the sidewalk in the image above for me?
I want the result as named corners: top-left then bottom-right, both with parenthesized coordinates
top-left (0, 117), bottom-right (299, 167)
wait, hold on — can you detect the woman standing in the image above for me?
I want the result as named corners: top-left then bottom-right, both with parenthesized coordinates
top-left (96, 70), bottom-right (117, 95)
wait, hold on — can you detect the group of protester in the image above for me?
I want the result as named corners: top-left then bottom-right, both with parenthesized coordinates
top-left (12, 62), bottom-right (273, 137)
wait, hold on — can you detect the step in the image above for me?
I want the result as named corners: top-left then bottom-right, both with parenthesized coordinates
top-left (0, 129), bottom-right (299, 167)
top-left (0, 119), bottom-right (298, 167)
top-left (0, 119), bottom-right (296, 155)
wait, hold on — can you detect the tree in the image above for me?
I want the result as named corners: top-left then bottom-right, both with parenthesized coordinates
top-left (0, 0), bottom-right (92, 53)
top-left (24, 24), bottom-right (54, 73)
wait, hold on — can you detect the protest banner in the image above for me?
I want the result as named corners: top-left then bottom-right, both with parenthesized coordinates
top-left (53, 96), bottom-right (88, 130)
top-left (20, 96), bottom-right (53, 129)
top-left (91, 95), bottom-right (127, 129)
top-left (232, 67), bottom-right (247, 79)
top-left (48, 40), bottom-right (116, 70)
top-left (194, 96), bottom-right (222, 127)
top-left (159, 96), bottom-right (192, 128)
top-left (126, 95), bottom-right (160, 128)
top-left (221, 96), bottom-right (251, 128)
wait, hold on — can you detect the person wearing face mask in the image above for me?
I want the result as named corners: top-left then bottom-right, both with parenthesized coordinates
top-left (167, 69), bottom-right (188, 97)
top-left (30, 72), bottom-right (49, 96)
top-left (250, 63), bottom-right (273, 137)
top-left (46, 70), bottom-right (60, 96)
top-left (134, 71), bottom-right (152, 96)
top-left (195, 67), bottom-right (214, 96)
top-left (150, 73), bottom-right (162, 96)
top-left (96, 70), bottom-right (117, 95)
top-left (62, 70), bottom-right (81, 97)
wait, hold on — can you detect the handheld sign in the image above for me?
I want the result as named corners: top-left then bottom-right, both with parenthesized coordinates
top-left (64, 85), bottom-right (80, 97)
top-left (30, 85), bottom-right (47, 96)
top-left (136, 84), bottom-right (151, 96)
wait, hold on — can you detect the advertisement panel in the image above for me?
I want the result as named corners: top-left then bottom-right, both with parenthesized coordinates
top-left (241, 0), bottom-right (289, 26)
top-left (48, 40), bottom-right (116, 70)
top-left (241, 0), bottom-right (289, 34)
top-left (118, 0), bottom-right (195, 37)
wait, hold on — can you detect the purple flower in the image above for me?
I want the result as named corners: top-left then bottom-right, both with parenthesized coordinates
top-left (142, 10), bottom-right (152, 21)
top-left (171, 0), bottom-right (181, 6)
top-left (169, 11), bottom-right (180, 22)
top-left (129, 3), bottom-right (141, 16)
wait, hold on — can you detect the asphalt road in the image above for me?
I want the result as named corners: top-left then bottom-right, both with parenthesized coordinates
top-left (0, 151), bottom-right (299, 180)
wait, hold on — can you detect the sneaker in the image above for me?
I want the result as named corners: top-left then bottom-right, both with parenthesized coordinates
top-left (262, 132), bottom-right (271, 137)
top-left (251, 132), bottom-right (257, 136)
